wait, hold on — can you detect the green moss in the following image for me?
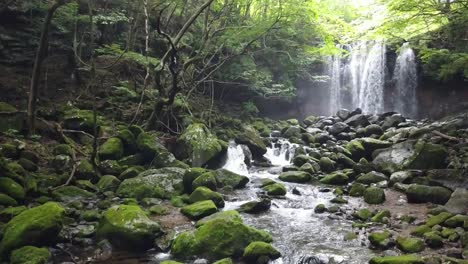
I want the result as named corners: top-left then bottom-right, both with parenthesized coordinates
top-left (0, 177), bottom-right (25, 200)
top-left (369, 255), bottom-right (424, 264)
top-left (116, 129), bottom-right (137, 152)
top-left (97, 205), bottom-right (161, 249)
top-left (189, 187), bottom-right (225, 208)
top-left (99, 137), bottom-right (124, 160)
top-left (319, 157), bottom-right (335, 172)
top-left (214, 169), bottom-right (249, 189)
top-left (181, 200), bottom-right (218, 220)
top-left (0, 193), bottom-right (18, 206)
top-left (354, 208), bottom-right (372, 221)
top-left (160, 261), bottom-right (183, 264)
top-left (411, 225), bottom-right (431, 237)
top-left (314, 204), bottom-right (326, 213)
top-left (262, 183), bottom-right (286, 196)
top-left (52, 144), bottom-right (73, 156)
top-left (118, 153), bottom-right (145, 166)
top-left (192, 171), bottom-right (218, 191)
top-left (195, 210), bottom-right (243, 227)
top-left (396, 236), bottom-right (425, 253)
top-left (406, 184), bottom-right (452, 205)
top-left (320, 172), bottom-right (349, 185)
top-left (76, 160), bottom-right (98, 181)
top-left (349, 183), bottom-right (366, 197)
top-left (10, 246), bottom-right (51, 264)
top-left (346, 140), bottom-right (366, 161)
top-left (243, 241), bottom-right (281, 261)
top-left (137, 132), bottom-right (177, 167)
top-left (81, 210), bottom-right (101, 221)
top-left (149, 205), bottom-right (169, 216)
top-left (52, 186), bottom-right (95, 202)
top-left (235, 125), bottom-right (267, 159)
top-left (371, 210), bottom-right (391, 223)
top-left (423, 231), bottom-right (443, 248)
top-left (0, 202), bottom-right (65, 256)
top-left (117, 170), bottom-right (184, 200)
top-left (364, 187), bottom-right (385, 204)
top-left (279, 171), bottom-right (311, 183)
top-left (426, 212), bottom-right (453, 227)
top-left (96, 175), bottom-right (121, 192)
top-left (128, 125), bottom-right (144, 137)
top-left (0, 206), bottom-right (27, 222)
top-left (118, 166), bottom-right (144, 180)
top-left (368, 231), bottom-right (392, 249)
top-left (404, 141), bottom-right (448, 169)
top-left (356, 171), bottom-right (388, 184)
top-left (444, 214), bottom-right (468, 228)
top-left (213, 258), bottom-right (234, 264)
top-left (183, 167), bottom-right (209, 193)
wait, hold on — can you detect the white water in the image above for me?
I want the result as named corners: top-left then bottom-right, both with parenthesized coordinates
top-left (394, 42), bottom-right (418, 117)
top-left (328, 54), bottom-right (342, 115)
top-left (264, 138), bottom-right (298, 167)
top-left (222, 141), bottom-right (249, 175)
top-left (358, 41), bottom-right (386, 113)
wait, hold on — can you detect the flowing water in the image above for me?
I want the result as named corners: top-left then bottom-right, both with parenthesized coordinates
top-left (394, 43), bottom-right (418, 118)
top-left (221, 139), bottom-right (375, 263)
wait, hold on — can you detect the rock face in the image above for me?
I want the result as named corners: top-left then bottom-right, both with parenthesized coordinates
top-left (235, 125), bottom-right (267, 159)
top-left (176, 123), bottom-right (225, 167)
top-left (171, 214), bottom-right (272, 260)
top-left (97, 205), bottom-right (161, 249)
top-left (406, 184), bottom-right (452, 205)
top-left (0, 202), bottom-right (65, 256)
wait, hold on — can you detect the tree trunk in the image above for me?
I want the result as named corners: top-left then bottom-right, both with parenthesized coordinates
top-left (27, 0), bottom-right (68, 135)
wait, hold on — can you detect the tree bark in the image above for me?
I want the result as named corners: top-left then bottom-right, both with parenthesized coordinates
top-left (27, 0), bottom-right (68, 135)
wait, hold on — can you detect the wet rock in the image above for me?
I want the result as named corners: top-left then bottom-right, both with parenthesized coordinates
top-left (314, 204), bottom-right (326, 214)
top-left (320, 171), bottom-right (349, 185)
top-left (238, 198), bottom-right (271, 214)
top-left (235, 125), bottom-right (267, 159)
top-left (329, 122), bottom-right (350, 135)
top-left (243, 241), bottom-right (281, 262)
top-left (406, 184), bottom-right (452, 205)
top-left (344, 114), bottom-right (370, 127)
top-left (382, 114), bottom-right (405, 130)
top-left (189, 187), bottom-right (225, 208)
top-left (279, 171), bottom-right (311, 183)
top-left (181, 200), bottom-right (218, 220)
top-left (172, 215), bottom-right (272, 260)
top-left (118, 166), bottom-right (144, 180)
top-left (183, 168), bottom-right (209, 193)
top-left (364, 187), bottom-right (385, 204)
top-left (336, 109), bottom-right (351, 120)
top-left (76, 160), bottom-right (98, 181)
top-left (214, 169), bottom-right (249, 189)
top-left (411, 225), bottom-right (431, 237)
top-left (396, 236), bottom-right (425, 253)
top-left (293, 155), bottom-right (312, 167)
top-left (369, 255), bottom-right (423, 264)
top-left (368, 231), bottom-right (393, 249)
top-left (319, 157), bottom-right (335, 172)
top-left (263, 183), bottom-right (286, 196)
top-left (299, 162), bottom-right (318, 174)
top-left (404, 141), bottom-right (448, 170)
top-left (137, 132), bottom-right (178, 167)
top-left (304, 115), bottom-right (319, 126)
top-left (330, 196), bottom-right (348, 204)
top-left (97, 205), bottom-right (161, 249)
top-left (356, 171), bottom-right (388, 184)
top-left (10, 246), bottom-right (51, 264)
top-left (0, 202), bottom-right (65, 256)
top-left (98, 137), bottom-right (124, 160)
top-left (423, 231), bottom-right (443, 248)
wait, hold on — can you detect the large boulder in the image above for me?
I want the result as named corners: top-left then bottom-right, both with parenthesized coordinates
top-left (171, 216), bottom-right (272, 260)
top-left (235, 125), bottom-right (267, 159)
top-left (98, 137), bottom-right (124, 160)
top-left (189, 187), bottom-right (225, 208)
top-left (0, 202), bottom-right (65, 256)
top-left (117, 168), bottom-right (186, 199)
top-left (344, 114), bottom-right (370, 127)
top-left (329, 122), bottom-right (350, 135)
top-left (214, 169), bottom-right (249, 189)
top-left (372, 140), bottom-right (416, 173)
top-left (176, 123), bottom-right (225, 167)
top-left (404, 141), bottom-right (448, 170)
top-left (364, 187), bottom-right (385, 204)
top-left (279, 171), bottom-right (311, 183)
top-left (406, 184), bottom-right (452, 205)
top-left (444, 188), bottom-right (468, 214)
top-left (97, 205), bottom-right (161, 249)
top-left (356, 171), bottom-right (388, 184)
top-left (136, 132), bottom-right (178, 167)
top-left (181, 200), bottom-right (218, 220)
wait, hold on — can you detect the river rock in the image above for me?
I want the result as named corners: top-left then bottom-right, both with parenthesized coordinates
top-left (319, 171), bottom-right (349, 185)
top-left (368, 231), bottom-right (393, 249)
top-left (235, 125), bottom-right (267, 159)
top-left (182, 200), bottom-right (218, 220)
top-left (356, 171), bottom-right (388, 184)
top-left (444, 188), bottom-right (468, 214)
top-left (189, 187), bottom-right (225, 208)
top-left (98, 137), bottom-right (124, 160)
top-left (238, 198), bottom-right (271, 214)
top-left (364, 124), bottom-right (384, 136)
top-left (406, 184), bottom-right (452, 205)
top-left (404, 141), bottom-right (448, 170)
top-left (0, 202), bottom-right (65, 256)
top-left (263, 183), bottom-right (286, 196)
top-left (97, 205), bottom-right (161, 249)
top-left (396, 236), bottom-right (425, 253)
top-left (0, 177), bottom-right (24, 200)
top-left (214, 169), bottom-right (249, 189)
top-left (192, 171), bottom-right (218, 191)
top-left (369, 255), bottom-right (424, 264)
top-left (243, 241), bottom-right (281, 262)
top-left (364, 187), bottom-right (385, 204)
top-left (344, 114), bottom-right (370, 127)
top-left (426, 169), bottom-right (468, 190)
top-left (279, 171), bottom-right (311, 183)
top-left (382, 114), bottom-right (405, 129)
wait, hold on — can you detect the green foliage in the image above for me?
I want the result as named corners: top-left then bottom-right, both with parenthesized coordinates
top-left (419, 48), bottom-right (468, 81)
top-left (96, 44), bottom-right (160, 68)
top-left (242, 101), bottom-right (259, 117)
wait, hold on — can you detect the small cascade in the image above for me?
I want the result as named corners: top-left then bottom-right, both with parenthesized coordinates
top-left (222, 141), bottom-right (249, 175)
top-left (264, 138), bottom-right (297, 166)
top-left (394, 42), bottom-right (418, 117)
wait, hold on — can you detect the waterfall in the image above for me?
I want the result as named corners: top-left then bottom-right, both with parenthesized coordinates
top-left (394, 42), bottom-right (418, 117)
top-left (222, 141), bottom-right (249, 175)
top-left (264, 138), bottom-right (297, 167)
top-left (358, 41), bottom-right (386, 113)
top-left (328, 54), bottom-right (342, 115)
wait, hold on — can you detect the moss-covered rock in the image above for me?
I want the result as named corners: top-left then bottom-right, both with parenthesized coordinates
top-left (404, 141), bottom-right (448, 170)
top-left (172, 217), bottom-right (272, 260)
top-left (368, 231), bottom-right (393, 249)
top-left (406, 184), bottom-right (452, 204)
top-left (356, 171), bottom-right (388, 184)
top-left (0, 177), bottom-right (25, 200)
top-left (0, 102), bottom-right (24, 133)
top-left (118, 166), bottom-right (144, 180)
top-left (364, 187), bottom-right (385, 204)
top-left (423, 231), bottom-right (443, 248)
top-left (195, 210), bottom-right (243, 227)
top-left (63, 109), bottom-right (103, 134)
top-left (444, 214), bottom-right (468, 228)
top-left (176, 123), bottom-right (225, 167)
top-left (346, 140), bottom-right (366, 161)
top-left (235, 125), bottom-right (267, 159)
top-left (320, 171), bottom-right (349, 185)
top-left (181, 200), bottom-right (218, 220)
top-left (189, 187), bottom-right (225, 208)
top-left (396, 236), bottom-right (425, 253)
top-left (0, 206), bottom-right (27, 222)
top-left (243, 241), bottom-right (281, 262)
top-left (411, 225), bottom-right (431, 237)
top-left (96, 175), bottom-right (121, 192)
top-left (97, 205), bottom-right (161, 249)
top-left (10, 246), bottom-right (51, 264)
top-left (76, 159), bottom-right (98, 181)
top-left (238, 199), bottom-right (271, 214)
top-left (118, 153), bottom-right (145, 166)
top-left (0, 202), bottom-right (65, 256)
top-left (354, 208), bottom-right (372, 221)
top-left (349, 183), bottom-right (366, 197)
top-left (116, 129), bottom-right (137, 153)
top-left (192, 171), bottom-right (218, 191)
top-left (319, 157), bottom-right (335, 172)
top-left (214, 169), bottom-right (249, 189)
top-left (213, 258), bottom-right (234, 264)
top-left (279, 171), bottom-right (311, 183)
top-left (52, 144), bottom-right (73, 156)
top-left (426, 212), bottom-right (453, 227)
top-left (52, 186), bottom-right (95, 202)
top-left (98, 137), bottom-right (124, 160)
top-left (17, 158), bottom-right (37, 172)
top-left (262, 183), bottom-right (286, 196)
top-left (137, 132), bottom-right (177, 167)
top-left (369, 255), bottom-right (424, 264)
top-left (183, 167), bottom-right (209, 193)
top-left (371, 210), bottom-right (391, 223)
top-left (160, 261), bottom-right (183, 264)
top-left (0, 193), bottom-right (18, 206)
top-left (0, 143), bottom-right (19, 159)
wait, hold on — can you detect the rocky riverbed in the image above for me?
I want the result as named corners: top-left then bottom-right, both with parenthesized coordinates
top-left (0, 103), bottom-right (467, 264)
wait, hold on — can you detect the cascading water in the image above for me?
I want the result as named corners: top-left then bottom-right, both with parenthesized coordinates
top-left (222, 140), bottom-right (249, 175)
top-left (394, 42), bottom-right (418, 117)
top-left (328, 54), bottom-right (342, 115)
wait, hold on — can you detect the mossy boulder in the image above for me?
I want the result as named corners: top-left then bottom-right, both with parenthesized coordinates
top-left (189, 187), bottom-right (225, 208)
top-left (176, 123), bottom-right (225, 167)
top-left (356, 171), bottom-right (388, 184)
top-left (76, 160), bottom-right (98, 181)
top-left (0, 206), bottom-right (27, 222)
top-left (243, 241), bottom-right (281, 262)
top-left (404, 141), bottom-right (448, 170)
top-left (0, 177), bottom-right (25, 200)
top-left (52, 186), bottom-right (95, 202)
top-left (346, 140), bottom-right (366, 161)
top-left (372, 141), bottom-right (416, 173)
top-left (118, 166), bottom-right (145, 180)
top-left (136, 132), bottom-right (177, 167)
top-left (97, 205), bottom-right (161, 249)
top-left (181, 200), bottom-right (218, 220)
top-left (371, 210), bottom-right (391, 223)
top-left (238, 199), bottom-right (271, 214)
top-left (52, 144), bottom-right (73, 156)
top-left (406, 184), bottom-right (452, 204)
top-left (364, 187), bottom-right (385, 204)
top-left (426, 212), bottom-right (453, 227)
top-left (195, 210), bottom-right (243, 227)
top-left (235, 125), bottom-right (267, 159)
top-left (411, 225), bottom-right (432, 237)
top-left (0, 202), bottom-right (65, 256)
top-left (96, 175), bottom-right (121, 192)
top-left (214, 169), bottom-right (249, 189)
top-left (354, 208), bottom-right (373, 221)
top-left (279, 171), bottom-right (311, 183)
top-left (192, 171), bottom-right (218, 191)
top-left (116, 129), bottom-right (137, 153)
top-left (172, 217), bottom-right (272, 260)
top-left (349, 183), bottom-right (366, 197)
top-left (160, 261), bottom-right (183, 264)
top-left (319, 157), bottom-right (335, 172)
top-left (368, 231), bottom-right (393, 249)
top-left (444, 214), bottom-right (468, 228)
top-left (320, 172), bottom-right (349, 185)
top-left (17, 158), bottom-right (37, 172)
top-left (63, 109), bottom-right (103, 134)
top-left (183, 167), bottom-right (209, 193)
top-left (98, 137), bottom-right (124, 160)
top-left (396, 236), bottom-right (425, 253)
top-left (213, 258), bottom-right (234, 264)
top-left (369, 255), bottom-right (424, 264)
top-left (10, 246), bottom-right (51, 264)
top-left (262, 183), bottom-right (286, 196)
top-left (0, 102), bottom-right (24, 133)
top-left (423, 231), bottom-right (443, 248)
top-left (0, 193), bottom-right (18, 206)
